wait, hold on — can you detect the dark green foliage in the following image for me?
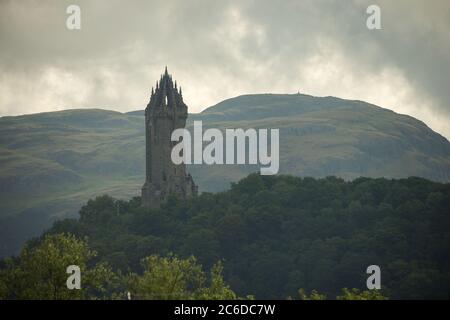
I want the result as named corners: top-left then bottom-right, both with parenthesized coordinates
top-left (0, 233), bottom-right (114, 299)
top-left (0, 233), bottom-right (240, 300)
top-left (128, 255), bottom-right (238, 300)
top-left (293, 288), bottom-right (387, 300)
top-left (47, 174), bottom-right (450, 299)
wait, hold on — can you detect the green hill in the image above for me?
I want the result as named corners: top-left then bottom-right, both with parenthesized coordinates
top-left (189, 94), bottom-right (450, 190)
top-left (1, 93), bottom-right (450, 257)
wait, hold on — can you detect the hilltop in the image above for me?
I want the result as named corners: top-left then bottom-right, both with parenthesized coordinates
top-left (1, 93), bottom-right (449, 256)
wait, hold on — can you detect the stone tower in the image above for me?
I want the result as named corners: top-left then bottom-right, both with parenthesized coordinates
top-left (141, 67), bottom-right (197, 208)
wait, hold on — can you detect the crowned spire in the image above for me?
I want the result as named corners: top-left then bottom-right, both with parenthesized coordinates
top-left (148, 67), bottom-right (186, 108)
top-left (142, 67), bottom-right (197, 208)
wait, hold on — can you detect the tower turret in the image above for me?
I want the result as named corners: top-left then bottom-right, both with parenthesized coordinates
top-left (141, 68), bottom-right (197, 208)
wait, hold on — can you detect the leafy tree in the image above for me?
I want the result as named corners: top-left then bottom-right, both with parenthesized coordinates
top-left (127, 254), bottom-right (238, 300)
top-left (337, 288), bottom-right (388, 300)
top-left (295, 288), bottom-right (387, 300)
top-left (0, 233), bottom-right (114, 299)
top-left (296, 288), bottom-right (327, 300)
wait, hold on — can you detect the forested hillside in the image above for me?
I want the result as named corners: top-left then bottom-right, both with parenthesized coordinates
top-left (37, 174), bottom-right (450, 299)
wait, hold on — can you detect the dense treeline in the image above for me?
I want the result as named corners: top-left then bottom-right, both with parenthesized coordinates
top-left (0, 233), bottom-right (385, 300)
top-left (13, 174), bottom-right (450, 298)
top-left (0, 234), bottom-right (240, 300)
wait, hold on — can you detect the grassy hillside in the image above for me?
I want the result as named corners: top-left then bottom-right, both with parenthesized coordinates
top-left (1, 93), bottom-right (450, 256)
top-left (189, 94), bottom-right (450, 191)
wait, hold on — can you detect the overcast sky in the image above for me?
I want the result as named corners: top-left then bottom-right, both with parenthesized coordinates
top-left (1, 0), bottom-right (449, 138)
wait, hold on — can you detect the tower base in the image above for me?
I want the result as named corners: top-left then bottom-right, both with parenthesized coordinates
top-left (141, 174), bottom-right (198, 208)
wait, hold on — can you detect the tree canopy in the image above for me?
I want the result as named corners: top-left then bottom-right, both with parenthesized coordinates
top-left (3, 173), bottom-right (450, 299)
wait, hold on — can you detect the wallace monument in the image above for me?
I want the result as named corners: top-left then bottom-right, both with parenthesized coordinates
top-left (141, 68), bottom-right (197, 207)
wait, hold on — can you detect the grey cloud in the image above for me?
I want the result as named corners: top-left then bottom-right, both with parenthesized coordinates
top-left (0, 0), bottom-right (449, 138)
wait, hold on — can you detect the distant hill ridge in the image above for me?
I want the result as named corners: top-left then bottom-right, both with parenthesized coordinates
top-left (0, 93), bottom-right (450, 257)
